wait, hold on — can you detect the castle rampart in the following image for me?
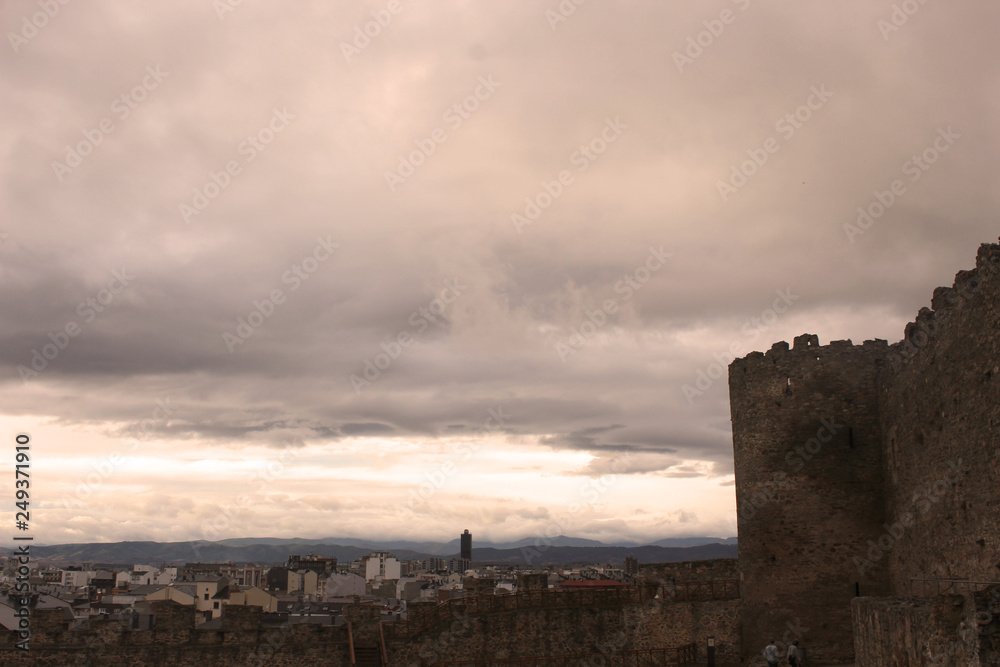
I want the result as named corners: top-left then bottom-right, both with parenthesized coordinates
top-left (730, 239), bottom-right (1000, 664)
top-left (729, 335), bottom-right (891, 663)
top-left (877, 243), bottom-right (1000, 595)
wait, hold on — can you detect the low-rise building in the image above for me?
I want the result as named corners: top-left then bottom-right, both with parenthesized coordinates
top-left (227, 585), bottom-right (279, 612)
top-left (321, 572), bottom-right (366, 599)
top-left (287, 569), bottom-right (318, 595)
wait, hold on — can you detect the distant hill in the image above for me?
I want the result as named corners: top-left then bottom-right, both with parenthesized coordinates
top-left (472, 543), bottom-right (738, 565)
top-left (649, 536), bottom-right (739, 548)
top-left (0, 536), bottom-right (736, 567)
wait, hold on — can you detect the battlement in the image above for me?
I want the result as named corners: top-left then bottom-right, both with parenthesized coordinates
top-left (731, 334), bottom-right (889, 368)
top-left (890, 240), bottom-right (1000, 369)
top-left (733, 239), bottom-right (1000, 376)
top-left (728, 239), bottom-right (1000, 665)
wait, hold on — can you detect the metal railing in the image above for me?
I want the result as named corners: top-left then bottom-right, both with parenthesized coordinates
top-left (428, 643), bottom-right (698, 666)
top-left (382, 583), bottom-right (661, 641)
top-left (910, 578), bottom-right (1000, 597)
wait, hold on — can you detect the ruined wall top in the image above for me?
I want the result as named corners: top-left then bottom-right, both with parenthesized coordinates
top-left (730, 333), bottom-right (890, 374)
top-left (890, 240), bottom-right (1000, 365)
top-left (731, 239), bottom-right (1000, 373)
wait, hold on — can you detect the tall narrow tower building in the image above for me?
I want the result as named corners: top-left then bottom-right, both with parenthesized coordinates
top-left (460, 529), bottom-right (472, 562)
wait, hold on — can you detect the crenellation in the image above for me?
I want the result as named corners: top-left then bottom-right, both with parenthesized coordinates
top-left (767, 340), bottom-right (788, 356)
top-left (757, 336), bottom-right (889, 361)
top-left (730, 239), bottom-right (1000, 665)
top-left (792, 333), bottom-right (819, 349)
top-left (976, 239), bottom-right (1000, 271)
top-left (930, 285), bottom-right (954, 311)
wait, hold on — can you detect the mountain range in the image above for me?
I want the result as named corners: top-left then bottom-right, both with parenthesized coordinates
top-left (1, 535), bottom-right (737, 567)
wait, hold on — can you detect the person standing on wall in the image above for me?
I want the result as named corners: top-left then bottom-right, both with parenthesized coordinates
top-left (763, 640), bottom-right (779, 667)
top-left (787, 640), bottom-right (800, 666)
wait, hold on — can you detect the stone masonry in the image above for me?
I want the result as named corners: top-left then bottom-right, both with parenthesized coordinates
top-left (729, 239), bottom-right (1000, 664)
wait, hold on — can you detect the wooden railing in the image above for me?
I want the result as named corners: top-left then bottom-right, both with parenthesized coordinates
top-left (910, 578), bottom-right (1000, 597)
top-left (672, 578), bottom-right (741, 601)
top-left (382, 584), bottom-right (660, 641)
top-left (428, 643), bottom-right (698, 666)
top-left (347, 620), bottom-right (355, 664)
top-left (378, 620), bottom-right (388, 664)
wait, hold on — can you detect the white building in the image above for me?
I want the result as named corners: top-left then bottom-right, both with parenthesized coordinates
top-left (116, 566), bottom-right (177, 588)
top-left (363, 553), bottom-right (401, 581)
top-left (321, 572), bottom-right (366, 598)
top-left (154, 567), bottom-right (178, 585)
top-left (60, 569), bottom-right (94, 588)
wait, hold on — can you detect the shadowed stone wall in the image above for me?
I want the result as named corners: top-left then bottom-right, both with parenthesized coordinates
top-left (2, 588), bottom-right (743, 666)
top-left (730, 239), bottom-right (1000, 665)
top-left (876, 243), bottom-right (1000, 593)
top-left (729, 336), bottom-right (891, 664)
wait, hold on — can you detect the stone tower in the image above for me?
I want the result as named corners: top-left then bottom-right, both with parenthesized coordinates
top-left (729, 334), bottom-right (892, 663)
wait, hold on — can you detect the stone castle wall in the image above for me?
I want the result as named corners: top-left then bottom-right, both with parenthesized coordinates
top-left (1, 602), bottom-right (354, 666)
top-left (851, 591), bottom-right (1000, 666)
top-left (876, 242), bottom-right (1000, 593)
top-left (639, 557), bottom-right (740, 582)
top-left (729, 239), bottom-right (1000, 665)
top-left (729, 336), bottom-right (891, 663)
top-left (2, 589), bottom-right (743, 666)
top-left (392, 596), bottom-right (741, 666)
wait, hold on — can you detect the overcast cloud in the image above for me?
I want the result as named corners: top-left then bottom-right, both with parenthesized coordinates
top-left (2, 0), bottom-right (998, 546)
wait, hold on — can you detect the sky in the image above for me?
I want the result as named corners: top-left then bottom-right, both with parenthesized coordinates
top-left (2, 1), bottom-right (998, 548)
